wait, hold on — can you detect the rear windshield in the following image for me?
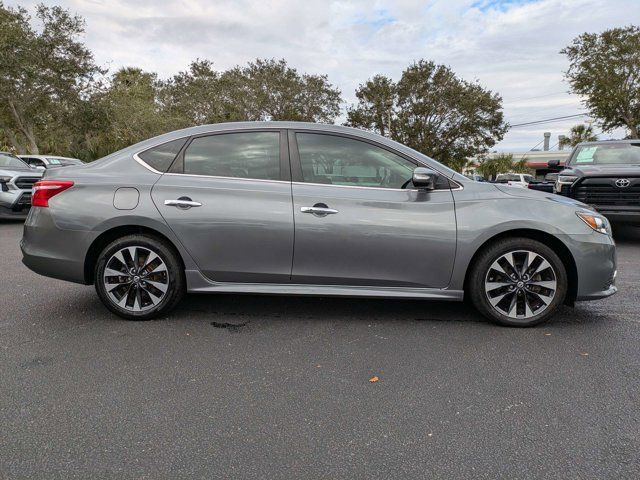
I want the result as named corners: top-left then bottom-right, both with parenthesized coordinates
top-left (569, 143), bottom-right (640, 166)
top-left (496, 174), bottom-right (521, 182)
top-left (0, 153), bottom-right (28, 168)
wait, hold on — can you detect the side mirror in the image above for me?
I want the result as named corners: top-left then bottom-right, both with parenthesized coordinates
top-left (547, 159), bottom-right (559, 168)
top-left (412, 167), bottom-right (438, 190)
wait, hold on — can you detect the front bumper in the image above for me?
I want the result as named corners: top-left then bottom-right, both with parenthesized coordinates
top-left (0, 191), bottom-right (32, 219)
top-left (594, 208), bottom-right (640, 225)
top-left (577, 284), bottom-right (617, 301)
top-left (563, 232), bottom-right (617, 301)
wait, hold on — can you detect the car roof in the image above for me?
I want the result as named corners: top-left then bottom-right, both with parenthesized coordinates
top-left (135, 121), bottom-right (426, 162)
top-left (93, 121), bottom-right (464, 181)
top-left (576, 139), bottom-right (640, 146)
top-left (147, 121), bottom-right (380, 142)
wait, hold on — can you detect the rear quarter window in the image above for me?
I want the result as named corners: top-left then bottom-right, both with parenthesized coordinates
top-left (138, 138), bottom-right (188, 172)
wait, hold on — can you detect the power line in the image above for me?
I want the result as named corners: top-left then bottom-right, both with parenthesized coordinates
top-left (506, 90), bottom-right (571, 102)
top-left (509, 113), bottom-right (589, 128)
top-left (505, 104), bottom-right (584, 121)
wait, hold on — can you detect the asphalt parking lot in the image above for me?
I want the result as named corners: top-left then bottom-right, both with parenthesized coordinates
top-left (1, 221), bottom-right (639, 479)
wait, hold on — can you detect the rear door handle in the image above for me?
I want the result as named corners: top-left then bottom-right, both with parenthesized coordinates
top-left (301, 206), bottom-right (338, 215)
top-left (164, 198), bottom-right (202, 208)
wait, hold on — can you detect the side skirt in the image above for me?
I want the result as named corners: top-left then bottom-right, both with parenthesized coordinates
top-left (185, 270), bottom-right (464, 301)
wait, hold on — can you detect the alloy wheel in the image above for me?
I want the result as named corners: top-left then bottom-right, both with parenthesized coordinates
top-left (103, 246), bottom-right (169, 312)
top-left (484, 249), bottom-right (557, 320)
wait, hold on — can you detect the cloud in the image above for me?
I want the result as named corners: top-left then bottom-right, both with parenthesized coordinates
top-left (14, 0), bottom-right (639, 151)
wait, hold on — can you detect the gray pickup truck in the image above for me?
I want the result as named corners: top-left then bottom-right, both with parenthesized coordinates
top-left (0, 152), bottom-right (43, 219)
top-left (552, 140), bottom-right (640, 224)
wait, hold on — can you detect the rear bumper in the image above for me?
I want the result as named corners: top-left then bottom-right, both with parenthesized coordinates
top-left (21, 207), bottom-right (94, 284)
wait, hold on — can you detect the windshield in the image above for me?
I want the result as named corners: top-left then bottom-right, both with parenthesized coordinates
top-left (47, 157), bottom-right (81, 166)
top-left (569, 143), bottom-right (640, 166)
top-left (0, 153), bottom-right (29, 169)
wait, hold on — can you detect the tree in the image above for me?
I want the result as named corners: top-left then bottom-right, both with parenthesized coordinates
top-left (159, 59), bottom-right (225, 127)
top-left (160, 58), bottom-right (343, 126)
top-left (559, 124), bottom-right (598, 148)
top-left (562, 26), bottom-right (640, 139)
top-left (346, 61), bottom-right (508, 168)
top-left (345, 75), bottom-right (396, 137)
top-left (219, 58), bottom-right (342, 123)
top-left (475, 153), bottom-right (529, 180)
top-left (89, 68), bottom-right (178, 157)
top-left (0, 3), bottom-right (103, 153)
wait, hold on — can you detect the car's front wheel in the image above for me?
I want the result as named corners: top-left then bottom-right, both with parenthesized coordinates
top-left (468, 237), bottom-right (568, 327)
top-left (94, 234), bottom-right (185, 320)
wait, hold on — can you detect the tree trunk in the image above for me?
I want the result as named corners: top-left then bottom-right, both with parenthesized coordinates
top-left (7, 99), bottom-right (39, 154)
top-left (4, 129), bottom-right (26, 154)
top-left (25, 124), bottom-right (39, 154)
top-left (629, 123), bottom-right (639, 139)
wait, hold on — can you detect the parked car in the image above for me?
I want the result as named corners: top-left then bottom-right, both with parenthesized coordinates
top-left (527, 173), bottom-right (558, 193)
top-left (464, 174), bottom-right (487, 182)
top-left (552, 139), bottom-right (640, 224)
top-left (21, 122), bottom-right (616, 327)
top-left (495, 173), bottom-right (535, 188)
top-left (19, 155), bottom-right (83, 169)
top-left (0, 152), bottom-right (43, 219)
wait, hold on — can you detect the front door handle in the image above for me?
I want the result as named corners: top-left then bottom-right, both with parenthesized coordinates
top-left (164, 198), bottom-right (202, 209)
top-left (301, 205), bottom-right (338, 215)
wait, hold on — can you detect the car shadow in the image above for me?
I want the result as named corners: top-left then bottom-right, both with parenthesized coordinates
top-left (170, 291), bottom-right (613, 329)
top-left (174, 293), bottom-right (488, 325)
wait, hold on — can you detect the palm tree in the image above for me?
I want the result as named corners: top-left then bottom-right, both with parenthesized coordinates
top-left (560, 124), bottom-right (598, 148)
top-left (476, 153), bottom-right (527, 180)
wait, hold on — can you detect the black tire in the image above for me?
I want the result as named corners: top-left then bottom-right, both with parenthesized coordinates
top-left (94, 234), bottom-right (185, 320)
top-left (468, 237), bottom-right (568, 327)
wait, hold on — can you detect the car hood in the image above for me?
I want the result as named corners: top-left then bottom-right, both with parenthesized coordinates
top-left (492, 183), bottom-right (591, 209)
top-left (0, 167), bottom-right (43, 177)
top-left (562, 164), bottom-right (640, 177)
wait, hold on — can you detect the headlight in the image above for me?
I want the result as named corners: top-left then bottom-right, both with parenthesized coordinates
top-left (557, 175), bottom-right (578, 185)
top-left (576, 212), bottom-right (611, 235)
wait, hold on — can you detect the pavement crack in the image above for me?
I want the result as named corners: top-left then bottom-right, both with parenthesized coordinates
top-left (210, 320), bottom-right (250, 333)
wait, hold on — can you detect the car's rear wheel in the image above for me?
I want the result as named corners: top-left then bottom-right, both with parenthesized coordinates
top-left (468, 237), bottom-right (567, 327)
top-left (94, 234), bottom-right (184, 320)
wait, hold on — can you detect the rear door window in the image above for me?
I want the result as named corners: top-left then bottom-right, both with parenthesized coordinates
top-left (182, 132), bottom-right (281, 180)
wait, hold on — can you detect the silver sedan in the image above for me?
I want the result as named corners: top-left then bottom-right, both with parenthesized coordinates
top-left (21, 122), bottom-right (617, 326)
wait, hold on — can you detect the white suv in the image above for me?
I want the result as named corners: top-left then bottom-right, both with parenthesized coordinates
top-left (0, 153), bottom-right (43, 219)
top-left (495, 173), bottom-right (535, 188)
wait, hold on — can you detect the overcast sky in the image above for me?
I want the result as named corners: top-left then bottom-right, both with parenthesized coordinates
top-left (15, 0), bottom-right (639, 151)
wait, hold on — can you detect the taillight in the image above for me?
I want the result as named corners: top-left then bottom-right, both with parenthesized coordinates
top-left (32, 180), bottom-right (74, 207)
